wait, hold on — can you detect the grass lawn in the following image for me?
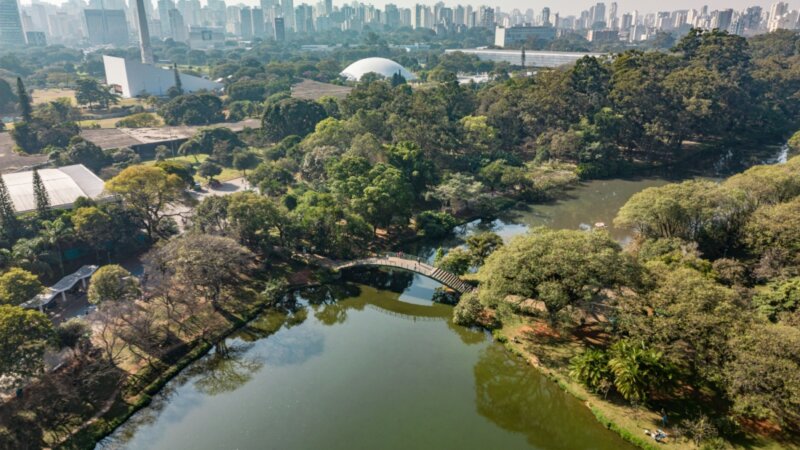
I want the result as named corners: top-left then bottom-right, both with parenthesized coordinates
top-left (31, 88), bottom-right (76, 105)
top-left (143, 154), bottom-right (242, 184)
top-left (78, 117), bottom-right (128, 128)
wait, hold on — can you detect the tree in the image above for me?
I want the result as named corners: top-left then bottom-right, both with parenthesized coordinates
top-left (198, 160), bottom-right (222, 183)
top-left (31, 168), bottom-right (50, 217)
top-left (414, 210), bottom-right (457, 238)
top-left (0, 305), bottom-right (53, 383)
top-left (72, 206), bottom-right (114, 259)
top-left (262, 98), bottom-right (328, 141)
top-left (75, 78), bottom-right (119, 110)
top-left (453, 291), bottom-right (483, 326)
top-left (0, 78), bottom-right (16, 113)
top-left (38, 219), bottom-right (72, 275)
top-left (55, 318), bottom-right (91, 357)
top-left (354, 164), bottom-right (413, 233)
top-left (232, 151), bottom-right (259, 178)
top-left (466, 231), bottom-right (503, 266)
top-left (105, 166), bottom-right (187, 240)
top-left (87, 264), bottom-right (140, 304)
top-left (477, 228), bottom-right (633, 317)
top-left (725, 323), bottom-right (800, 425)
top-left (617, 266), bottom-right (738, 385)
top-left (607, 340), bottom-right (673, 403)
top-left (159, 94), bottom-right (224, 125)
top-left (168, 63), bottom-right (183, 98)
top-left (434, 247), bottom-right (472, 275)
top-left (142, 234), bottom-right (254, 308)
top-left (16, 77), bottom-right (32, 122)
top-left (0, 176), bottom-right (19, 240)
top-left (0, 268), bottom-right (42, 306)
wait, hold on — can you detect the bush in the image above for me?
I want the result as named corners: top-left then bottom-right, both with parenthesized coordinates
top-left (415, 210), bottom-right (458, 238)
top-left (453, 292), bottom-right (482, 326)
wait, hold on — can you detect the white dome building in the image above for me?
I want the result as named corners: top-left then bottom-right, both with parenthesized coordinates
top-left (340, 57), bottom-right (417, 82)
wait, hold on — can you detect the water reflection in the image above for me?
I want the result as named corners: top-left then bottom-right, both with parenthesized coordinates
top-left (473, 345), bottom-right (626, 450)
top-left (185, 342), bottom-right (263, 396)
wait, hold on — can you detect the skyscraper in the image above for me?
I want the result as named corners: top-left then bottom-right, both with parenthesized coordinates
top-left (283, 0), bottom-right (295, 30)
top-left (84, 9), bottom-right (129, 45)
top-left (541, 7), bottom-right (550, 26)
top-left (0, 0), bottom-right (26, 46)
top-left (252, 7), bottom-right (265, 37)
top-left (240, 7), bottom-right (252, 38)
top-left (273, 16), bottom-right (284, 40)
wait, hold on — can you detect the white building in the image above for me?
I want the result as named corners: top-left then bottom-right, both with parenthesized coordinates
top-left (1, 165), bottom-right (109, 214)
top-left (103, 55), bottom-right (223, 98)
top-left (340, 57), bottom-right (417, 81)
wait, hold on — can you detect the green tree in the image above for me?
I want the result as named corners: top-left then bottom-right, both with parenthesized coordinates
top-left (725, 323), bottom-right (800, 425)
top-left (618, 266), bottom-right (738, 385)
top-left (262, 98), bottom-right (328, 141)
top-left (16, 77), bottom-right (32, 122)
top-left (87, 264), bottom-right (140, 304)
top-left (0, 175), bottom-right (19, 239)
top-left (31, 168), bottom-right (50, 217)
top-left (478, 228), bottom-right (633, 317)
top-left (607, 340), bottom-right (674, 403)
top-left (0, 305), bottom-right (53, 383)
top-left (159, 94), bottom-right (224, 125)
top-left (0, 268), bottom-right (43, 306)
top-left (466, 231), bottom-right (503, 266)
top-left (105, 166), bottom-right (187, 240)
top-left (434, 247), bottom-right (472, 275)
top-left (198, 160), bottom-right (222, 183)
top-left (570, 348), bottom-right (612, 395)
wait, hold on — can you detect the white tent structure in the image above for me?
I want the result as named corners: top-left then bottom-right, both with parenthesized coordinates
top-left (22, 265), bottom-right (99, 312)
top-left (1, 164), bottom-right (109, 214)
top-left (340, 57), bottom-right (417, 82)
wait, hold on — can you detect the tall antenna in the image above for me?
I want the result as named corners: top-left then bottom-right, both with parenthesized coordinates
top-left (134, 0), bottom-right (154, 64)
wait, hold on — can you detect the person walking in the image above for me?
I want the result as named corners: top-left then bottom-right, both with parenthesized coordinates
top-left (660, 408), bottom-right (668, 427)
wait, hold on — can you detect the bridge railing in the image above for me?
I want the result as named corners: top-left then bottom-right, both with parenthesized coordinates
top-left (384, 251), bottom-right (426, 263)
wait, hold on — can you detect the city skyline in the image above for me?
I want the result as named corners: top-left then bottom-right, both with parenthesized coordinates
top-left (17, 0), bottom-right (798, 18)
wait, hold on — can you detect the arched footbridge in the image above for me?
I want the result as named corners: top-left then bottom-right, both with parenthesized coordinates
top-left (329, 254), bottom-right (475, 294)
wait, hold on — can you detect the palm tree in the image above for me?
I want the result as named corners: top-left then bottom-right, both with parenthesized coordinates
top-left (39, 219), bottom-right (74, 276)
top-left (12, 237), bottom-right (53, 278)
top-left (608, 340), bottom-right (674, 404)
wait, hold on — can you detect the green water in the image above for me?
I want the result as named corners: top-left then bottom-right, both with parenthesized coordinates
top-left (100, 279), bottom-right (634, 450)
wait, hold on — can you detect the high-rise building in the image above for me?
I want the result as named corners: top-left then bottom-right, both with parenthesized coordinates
top-left (295, 4), bottom-right (312, 32)
top-left (25, 30), bottom-right (46, 45)
top-left (252, 7), bottom-right (265, 37)
top-left (158, 0), bottom-right (175, 36)
top-left (273, 16), bottom-right (284, 40)
top-left (239, 7), bottom-right (252, 38)
top-left (84, 9), bottom-right (130, 45)
top-left (592, 2), bottom-right (606, 27)
top-left (715, 8), bottom-right (733, 31)
top-left (385, 3), bottom-right (399, 28)
top-left (0, 0), bottom-right (26, 46)
top-left (283, 0), bottom-right (294, 30)
top-left (541, 7), bottom-right (550, 26)
top-left (168, 8), bottom-right (186, 41)
top-left (479, 6), bottom-right (494, 28)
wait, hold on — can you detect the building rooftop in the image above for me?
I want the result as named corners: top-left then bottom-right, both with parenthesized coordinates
top-left (1, 164), bottom-right (109, 214)
top-left (340, 57), bottom-right (417, 81)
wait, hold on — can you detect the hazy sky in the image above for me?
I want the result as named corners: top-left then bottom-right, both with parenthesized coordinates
top-left (22, 0), bottom-right (788, 17)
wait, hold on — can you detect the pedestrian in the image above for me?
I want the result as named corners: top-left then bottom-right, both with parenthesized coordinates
top-left (660, 408), bottom-right (668, 427)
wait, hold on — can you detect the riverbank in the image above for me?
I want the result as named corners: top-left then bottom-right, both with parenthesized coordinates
top-left (489, 315), bottom-right (798, 450)
top-left (58, 260), bottom-right (310, 449)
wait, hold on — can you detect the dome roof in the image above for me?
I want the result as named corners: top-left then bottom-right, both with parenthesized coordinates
top-left (340, 57), bottom-right (417, 81)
